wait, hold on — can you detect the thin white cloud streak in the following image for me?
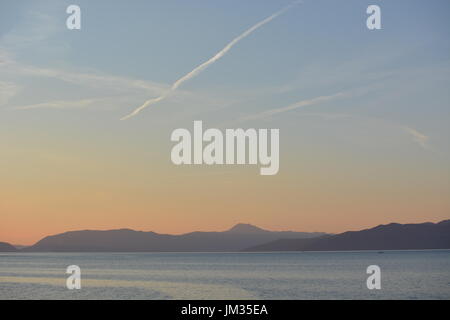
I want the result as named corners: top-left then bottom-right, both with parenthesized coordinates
top-left (292, 112), bottom-right (430, 150)
top-left (238, 92), bottom-right (349, 123)
top-left (0, 51), bottom-right (232, 117)
top-left (121, 0), bottom-right (302, 120)
top-left (1, 11), bottom-right (59, 50)
top-left (0, 51), bottom-right (169, 111)
top-left (402, 126), bottom-right (429, 149)
top-left (233, 83), bottom-right (430, 150)
top-left (13, 98), bottom-right (108, 110)
top-left (15, 65), bottom-right (167, 95)
top-left (0, 49), bottom-right (167, 96)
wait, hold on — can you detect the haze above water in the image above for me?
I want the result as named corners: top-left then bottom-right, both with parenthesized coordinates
top-left (0, 251), bottom-right (449, 299)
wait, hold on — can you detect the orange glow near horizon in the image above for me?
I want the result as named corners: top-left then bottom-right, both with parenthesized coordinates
top-left (1, 103), bottom-right (449, 246)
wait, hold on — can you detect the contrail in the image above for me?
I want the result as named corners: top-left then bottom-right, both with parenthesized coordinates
top-left (121, 1), bottom-right (302, 120)
top-left (237, 92), bottom-right (348, 123)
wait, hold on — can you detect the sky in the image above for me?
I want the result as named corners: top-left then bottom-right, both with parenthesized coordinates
top-left (0, 0), bottom-right (449, 245)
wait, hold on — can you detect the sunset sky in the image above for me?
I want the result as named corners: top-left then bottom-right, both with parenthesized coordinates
top-left (1, 0), bottom-right (449, 245)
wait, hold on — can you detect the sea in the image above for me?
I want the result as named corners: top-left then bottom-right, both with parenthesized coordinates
top-left (0, 250), bottom-right (449, 299)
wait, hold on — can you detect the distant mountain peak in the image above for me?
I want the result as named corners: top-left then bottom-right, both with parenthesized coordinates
top-left (0, 242), bottom-right (18, 252)
top-left (227, 223), bottom-right (268, 234)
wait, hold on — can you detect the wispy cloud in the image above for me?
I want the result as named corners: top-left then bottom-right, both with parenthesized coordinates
top-left (121, 0), bottom-right (302, 120)
top-left (291, 112), bottom-right (430, 150)
top-left (0, 52), bottom-right (234, 121)
top-left (8, 63), bottom-right (167, 95)
top-left (402, 126), bottom-right (429, 149)
top-left (13, 98), bottom-right (108, 110)
top-left (0, 5), bottom-right (64, 57)
top-left (0, 49), bottom-right (171, 111)
top-left (0, 47), bottom-right (167, 91)
top-left (238, 92), bottom-right (348, 123)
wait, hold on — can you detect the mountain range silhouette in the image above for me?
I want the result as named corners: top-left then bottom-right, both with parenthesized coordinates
top-left (1, 220), bottom-right (449, 252)
top-left (245, 220), bottom-right (450, 251)
top-left (16, 223), bottom-right (324, 252)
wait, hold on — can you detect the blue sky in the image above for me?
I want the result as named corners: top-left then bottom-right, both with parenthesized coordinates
top-left (1, 1), bottom-right (449, 129)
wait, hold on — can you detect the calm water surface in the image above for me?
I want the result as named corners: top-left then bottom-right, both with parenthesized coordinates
top-left (0, 250), bottom-right (449, 299)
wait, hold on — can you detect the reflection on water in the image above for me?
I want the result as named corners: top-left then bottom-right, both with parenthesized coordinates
top-left (0, 251), bottom-right (449, 299)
